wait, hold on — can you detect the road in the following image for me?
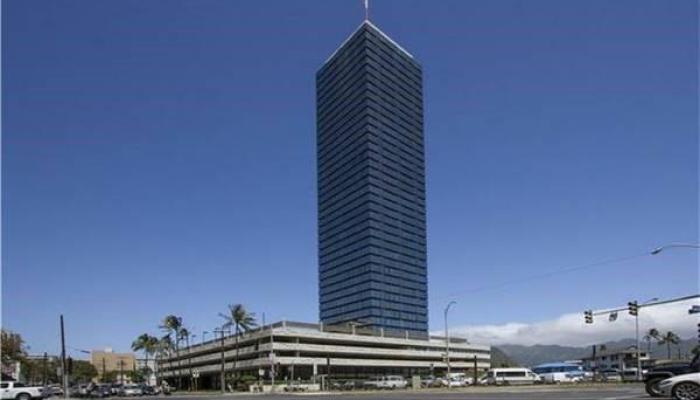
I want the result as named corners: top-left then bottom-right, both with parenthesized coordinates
top-left (144, 384), bottom-right (652, 400)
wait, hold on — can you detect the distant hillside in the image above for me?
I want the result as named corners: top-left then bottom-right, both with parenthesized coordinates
top-left (497, 344), bottom-right (588, 367)
top-left (497, 337), bottom-right (698, 367)
top-left (490, 347), bottom-right (519, 367)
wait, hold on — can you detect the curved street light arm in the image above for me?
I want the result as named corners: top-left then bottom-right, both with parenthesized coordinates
top-left (651, 242), bottom-right (700, 255)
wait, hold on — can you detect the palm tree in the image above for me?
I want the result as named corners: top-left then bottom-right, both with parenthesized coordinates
top-left (131, 334), bottom-right (158, 384)
top-left (160, 315), bottom-right (183, 389)
top-left (154, 335), bottom-right (174, 386)
top-left (643, 328), bottom-right (660, 353)
top-left (692, 345), bottom-right (700, 358)
top-left (657, 331), bottom-right (680, 359)
top-left (219, 304), bottom-right (257, 389)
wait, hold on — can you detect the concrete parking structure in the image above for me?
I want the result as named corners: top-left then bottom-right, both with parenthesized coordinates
top-left (159, 321), bottom-right (490, 390)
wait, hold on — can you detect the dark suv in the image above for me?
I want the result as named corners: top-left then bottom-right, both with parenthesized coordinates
top-left (645, 354), bottom-right (700, 397)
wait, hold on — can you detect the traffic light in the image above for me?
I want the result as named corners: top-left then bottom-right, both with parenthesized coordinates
top-left (67, 357), bottom-right (74, 374)
top-left (584, 310), bottom-right (593, 324)
top-left (628, 301), bottom-right (639, 316)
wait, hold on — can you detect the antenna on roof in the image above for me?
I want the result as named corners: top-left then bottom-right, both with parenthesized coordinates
top-left (364, 0), bottom-right (369, 21)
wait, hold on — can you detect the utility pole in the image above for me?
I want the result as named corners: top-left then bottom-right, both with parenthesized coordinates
top-left (102, 358), bottom-right (106, 382)
top-left (444, 301), bottom-right (456, 387)
top-left (43, 352), bottom-right (48, 386)
top-left (60, 315), bottom-right (68, 399)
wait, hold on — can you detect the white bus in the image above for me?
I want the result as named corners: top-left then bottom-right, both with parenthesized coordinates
top-left (483, 368), bottom-right (541, 385)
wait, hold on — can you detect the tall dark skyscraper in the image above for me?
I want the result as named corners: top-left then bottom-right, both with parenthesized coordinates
top-left (316, 21), bottom-right (427, 333)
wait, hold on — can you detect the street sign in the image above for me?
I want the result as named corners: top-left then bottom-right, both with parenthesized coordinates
top-left (258, 369), bottom-right (264, 377)
top-left (192, 370), bottom-right (199, 378)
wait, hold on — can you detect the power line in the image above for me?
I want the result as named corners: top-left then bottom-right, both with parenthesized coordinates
top-left (434, 251), bottom-right (650, 301)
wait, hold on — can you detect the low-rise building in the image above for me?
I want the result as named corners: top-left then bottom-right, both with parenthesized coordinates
top-left (91, 348), bottom-right (136, 381)
top-left (158, 321), bottom-right (490, 390)
top-left (581, 347), bottom-right (652, 371)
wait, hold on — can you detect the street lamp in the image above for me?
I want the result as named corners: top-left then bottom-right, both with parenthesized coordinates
top-left (444, 301), bottom-right (457, 387)
top-left (650, 242), bottom-right (700, 255)
top-left (68, 347), bottom-right (91, 355)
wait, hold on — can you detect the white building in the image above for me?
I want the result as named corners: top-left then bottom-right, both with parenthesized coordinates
top-left (581, 347), bottom-right (652, 371)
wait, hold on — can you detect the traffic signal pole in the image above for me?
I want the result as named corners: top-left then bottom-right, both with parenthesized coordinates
top-left (625, 301), bottom-right (642, 381)
top-left (584, 295), bottom-right (700, 381)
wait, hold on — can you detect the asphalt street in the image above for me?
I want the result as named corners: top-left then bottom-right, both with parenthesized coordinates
top-left (139, 384), bottom-right (653, 400)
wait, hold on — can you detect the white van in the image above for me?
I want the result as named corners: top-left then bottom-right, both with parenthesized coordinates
top-left (484, 368), bottom-right (541, 385)
top-left (363, 375), bottom-right (408, 389)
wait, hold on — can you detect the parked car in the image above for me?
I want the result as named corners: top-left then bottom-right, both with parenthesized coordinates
top-left (363, 375), bottom-right (408, 389)
top-left (0, 382), bottom-right (46, 400)
top-left (657, 372), bottom-right (700, 400)
top-left (137, 385), bottom-right (155, 396)
top-left (44, 386), bottom-right (63, 398)
top-left (599, 369), bottom-right (623, 382)
top-left (109, 385), bottom-right (122, 396)
top-left (646, 354), bottom-right (700, 397)
top-left (420, 376), bottom-right (445, 388)
top-left (483, 368), bottom-right (541, 385)
top-left (157, 383), bottom-right (170, 396)
top-left (121, 385), bottom-right (143, 397)
top-left (90, 385), bottom-right (111, 398)
top-left (69, 385), bottom-right (90, 398)
top-left (622, 368), bottom-right (642, 381)
top-left (339, 380), bottom-right (358, 390)
top-left (446, 373), bottom-right (472, 387)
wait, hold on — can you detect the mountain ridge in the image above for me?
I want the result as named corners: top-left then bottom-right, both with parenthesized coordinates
top-left (494, 337), bottom-right (698, 367)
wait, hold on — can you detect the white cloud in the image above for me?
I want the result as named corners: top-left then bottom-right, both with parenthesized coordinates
top-left (445, 299), bottom-right (699, 347)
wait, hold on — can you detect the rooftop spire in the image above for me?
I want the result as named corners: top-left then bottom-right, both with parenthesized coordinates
top-left (364, 0), bottom-right (369, 21)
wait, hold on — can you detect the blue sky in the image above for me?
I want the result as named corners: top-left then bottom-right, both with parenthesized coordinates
top-left (3, 0), bottom-right (697, 355)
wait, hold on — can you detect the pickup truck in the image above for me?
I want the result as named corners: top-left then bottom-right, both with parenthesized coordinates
top-left (0, 382), bottom-right (46, 400)
top-left (645, 354), bottom-right (700, 397)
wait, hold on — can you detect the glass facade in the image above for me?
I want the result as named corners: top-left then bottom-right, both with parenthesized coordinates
top-left (316, 22), bottom-right (427, 333)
